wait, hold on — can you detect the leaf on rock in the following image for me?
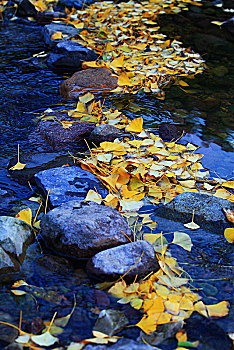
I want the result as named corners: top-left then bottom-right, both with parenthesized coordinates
top-left (85, 190), bottom-right (103, 204)
top-left (9, 161), bottom-right (26, 171)
top-left (79, 92), bottom-right (94, 104)
top-left (67, 343), bottom-right (85, 350)
top-left (172, 231), bottom-right (193, 251)
top-left (15, 334), bottom-right (30, 344)
top-left (16, 208), bottom-right (32, 227)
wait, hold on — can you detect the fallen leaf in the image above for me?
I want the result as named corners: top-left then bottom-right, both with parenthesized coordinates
top-left (223, 208), bottom-right (234, 224)
top-left (31, 331), bottom-right (58, 346)
top-left (172, 231), bottom-right (193, 251)
top-left (224, 228), bottom-right (234, 244)
top-left (125, 117), bottom-right (143, 133)
top-left (184, 221), bottom-right (200, 230)
top-left (16, 208), bottom-right (32, 227)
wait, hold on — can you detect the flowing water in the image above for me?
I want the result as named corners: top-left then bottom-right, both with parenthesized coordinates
top-left (0, 2), bottom-right (233, 348)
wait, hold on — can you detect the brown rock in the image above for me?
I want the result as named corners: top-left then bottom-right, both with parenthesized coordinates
top-left (60, 68), bottom-right (118, 99)
top-left (34, 113), bottom-right (95, 149)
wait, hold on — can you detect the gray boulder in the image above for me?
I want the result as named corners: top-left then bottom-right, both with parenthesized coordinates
top-left (34, 166), bottom-right (108, 208)
top-left (155, 192), bottom-right (234, 233)
top-left (40, 200), bottom-right (133, 259)
top-left (47, 41), bottom-right (98, 71)
top-left (89, 124), bottom-right (122, 146)
top-left (42, 23), bottom-right (79, 48)
top-left (0, 217), bottom-right (33, 261)
top-left (87, 241), bottom-right (159, 282)
top-left (0, 217), bottom-right (33, 279)
top-left (138, 322), bottom-right (183, 346)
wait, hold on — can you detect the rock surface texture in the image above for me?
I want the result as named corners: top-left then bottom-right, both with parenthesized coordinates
top-left (87, 241), bottom-right (159, 282)
top-left (155, 192), bottom-right (234, 233)
top-left (94, 309), bottom-right (129, 336)
top-left (40, 200), bottom-right (133, 259)
top-left (47, 41), bottom-right (98, 71)
top-left (0, 216), bottom-right (33, 277)
top-left (88, 124), bottom-right (122, 146)
top-left (60, 68), bottom-right (118, 99)
top-left (33, 113), bottom-right (95, 149)
top-left (42, 23), bottom-right (79, 47)
top-left (84, 338), bottom-right (156, 350)
top-left (34, 166), bottom-right (108, 207)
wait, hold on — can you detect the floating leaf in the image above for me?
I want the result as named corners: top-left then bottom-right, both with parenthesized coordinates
top-left (184, 221), bottom-right (200, 230)
top-left (11, 290), bottom-right (27, 296)
top-left (172, 231), bottom-right (193, 251)
top-left (67, 343), bottom-right (85, 350)
top-left (9, 144), bottom-right (26, 171)
top-left (125, 117), bottom-right (143, 133)
top-left (15, 334), bottom-right (30, 344)
top-left (31, 331), bottom-right (58, 346)
top-left (195, 300), bottom-right (229, 318)
top-left (224, 228), bottom-right (234, 244)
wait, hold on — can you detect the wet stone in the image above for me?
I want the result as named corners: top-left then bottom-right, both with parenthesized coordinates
top-left (0, 312), bottom-right (18, 344)
top-left (8, 152), bottom-right (72, 183)
top-left (185, 312), bottom-right (233, 350)
top-left (84, 338), bottom-right (156, 350)
top-left (42, 23), bottom-right (79, 47)
top-left (59, 0), bottom-right (93, 10)
top-left (0, 216), bottom-right (33, 266)
top-left (88, 124), bottom-right (123, 146)
top-left (93, 309), bottom-right (129, 336)
top-left (138, 322), bottom-right (183, 346)
top-left (34, 166), bottom-right (108, 208)
top-left (159, 123), bottom-right (182, 141)
top-left (155, 192), bottom-right (234, 233)
top-left (16, 0), bottom-right (38, 17)
top-left (60, 68), bottom-right (118, 100)
top-left (87, 241), bottom-right (160, 282)
top-left (32, 113), bottom-right (95, 150)
top-left (47, 41), bottom-right (98, 72)
top-left (40, 200), bottom-right (132, 259)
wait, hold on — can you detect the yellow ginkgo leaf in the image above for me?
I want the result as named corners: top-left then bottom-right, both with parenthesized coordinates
top-left (79, 92), bottom-right (94, 104)
top-left (195, 300), bottom-right (229, 318)
top-left (15, 334), bottom-right (30, 344)
top-left (125, 117), bottom-right (143, 133)
top-left (9, 161), bottom-right (26, 171)
top-left (51, 31), bottom-right (63, 40)
top-left (108, 280), bottom-right (127, 298)
top-left (67, 342), bottom-right (85, 350)
top-left (184, 221), bottom-right (200, 230)
top-left (31, 331), bottom-right (58, 346)
top-left (224, 228), bottom-right (234, 244)
top-left (16, 208), bottom-right (32, 227)
top-left (172, 231), bottom-right (193, 251)
top-left (135, 315), bottom-right (157, 334)
top-left (222, 181), bottom-right (234, 189)
top-left (85, 190), bottom-right (102, 204)
top-left (110, 55), bottom-right (124, 68)
top-left (118, 73), bottom-right (133, 86)
top-left (11, 290), bottom-right (27, 296)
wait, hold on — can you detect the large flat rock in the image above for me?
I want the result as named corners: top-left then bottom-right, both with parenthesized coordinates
top-left (40, 200), bottom-right (133, 259)
top-left (34, 166), bottom-right (108, 208)
top-left (155, 192), bottom-right (234, 233)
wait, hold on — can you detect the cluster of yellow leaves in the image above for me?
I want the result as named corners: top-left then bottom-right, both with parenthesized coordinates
top-left (108, 251), bottom-right (229, 334)
top-left (80, 114), bottom-right (234, 216)
top-left (49, 0), bottom-right (205, 96)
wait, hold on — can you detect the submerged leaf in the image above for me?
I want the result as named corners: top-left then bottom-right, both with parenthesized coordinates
top-left (172, 231), bottom-right (193, 251)
top-left (224, 228), bottom-right (234, 244)
top-left (31, 331), bottom-right (58, 346)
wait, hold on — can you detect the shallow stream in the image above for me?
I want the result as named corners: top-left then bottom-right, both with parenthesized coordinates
top-left (0, 2), bottom-right (233, 348)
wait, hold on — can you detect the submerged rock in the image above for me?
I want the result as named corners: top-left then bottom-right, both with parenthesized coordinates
top-left (138, 322), bottom-right (183, 346)
top-left (47, 41), bottom-right (98, 72)
top-left (155, 192), bottom-right (234, 233)
top-left (34, 166), bottom-right (108, 207)
top-left (94, 309), bottom-right (129, 336)
top-left (88, 124), bottom-right (122, 146)
top-left (159, 123), bottom-right (182, 141)
top-left (40, 200), bottom-right (132, 259)
top-left (87, 241), bottom-right (159, 282)
top-left (60, 68), bottom-right (118, 100)
top-left (84, 338), bottom-right (156, 350)
top-left (185, 312), bottom-right (233, 350)
top-left (0, 312), bottom-right (18, 344)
